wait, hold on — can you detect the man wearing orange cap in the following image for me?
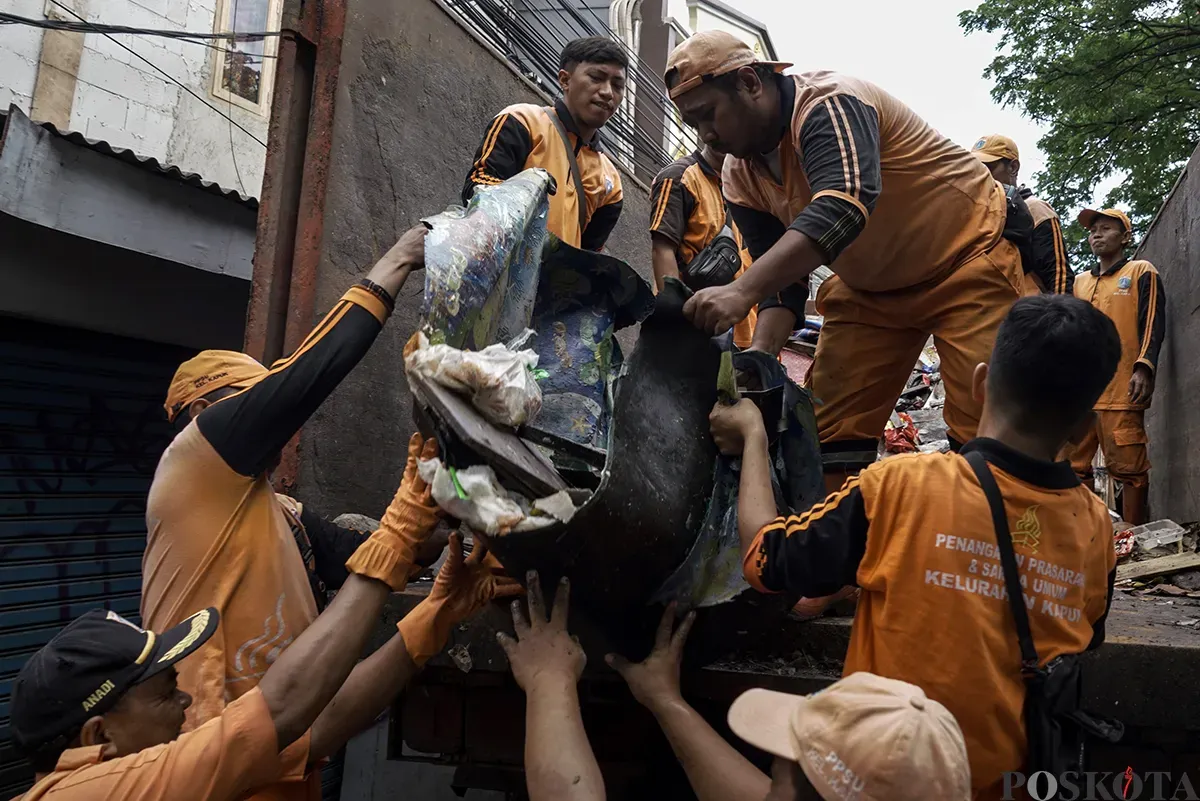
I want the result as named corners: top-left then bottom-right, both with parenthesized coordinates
top-left (140, 226), bottom-right (431, 800)
top-left (1068, 208), bottom-right (1166, 525)
top-left (971, 134), bottom-right (1072, 295)
top-left (663, 31), bottom-right (1023, 494)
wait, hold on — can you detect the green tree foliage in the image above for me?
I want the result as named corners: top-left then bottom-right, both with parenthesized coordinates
top-left (960, 0), bottom-right (1200, 260)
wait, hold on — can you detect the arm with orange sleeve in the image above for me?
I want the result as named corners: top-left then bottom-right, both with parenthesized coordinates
top-left (195, 228), bottom-right (425, 478)
top-left (648, 164), bottom-right (691, 290)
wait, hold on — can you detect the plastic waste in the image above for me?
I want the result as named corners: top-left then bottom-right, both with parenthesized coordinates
top-left (417, 459), bottom-right (576, 536)
top-left (1129, 520), bottom-right (1185, 551)
top-left (405, 331), bottom-right (542, 427)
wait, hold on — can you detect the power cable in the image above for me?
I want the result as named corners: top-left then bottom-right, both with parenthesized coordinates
top-left (0, 11), bottom-right (281, 41)
top-left (45, 0), bottom-right (267, 149)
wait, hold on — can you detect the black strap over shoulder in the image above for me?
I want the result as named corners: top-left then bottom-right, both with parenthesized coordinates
top-left (965, 450), bottom-right (1040, 670)
top-left (544, 107), bottom-right (589, 235)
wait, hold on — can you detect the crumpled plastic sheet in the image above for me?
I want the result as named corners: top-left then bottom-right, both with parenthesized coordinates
top-left (653, 346), bottom-right (823, 609)
top-left (527, 239), bottom-right (655, 452)
top-left (417, 459), bottom-right (577, 536)
top-left (405, 331), bottom-right (542, 427)
top-left (420, 168), bottom-right (553, 350)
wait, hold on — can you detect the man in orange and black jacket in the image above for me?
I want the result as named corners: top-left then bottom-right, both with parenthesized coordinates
top-left (649, 143), bottom-right (756, 347)
top-left (971, 134), bottom-right (1073, 295)
top-left (1068, 208), bottom-right (1166, 525)
top-left (463, 37), bottom-right (627, 251)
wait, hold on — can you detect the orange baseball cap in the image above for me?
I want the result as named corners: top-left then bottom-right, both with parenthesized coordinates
top-left (164, 350), bottom-right (267, 422)
top-left (728, 672), bottom-right (971, 801)
top-left (970, 134), bottom-right (1019, 163)
top-left (1078, 207), bottom-right (1131, 233)
top-left (665, 31), bottom-right (791, 100)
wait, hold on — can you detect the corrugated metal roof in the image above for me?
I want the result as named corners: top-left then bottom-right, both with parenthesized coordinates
top-left (0, 106), bottom-right (258, 210)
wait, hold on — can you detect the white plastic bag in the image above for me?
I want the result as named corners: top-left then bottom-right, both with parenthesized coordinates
top-left (405, 332), bottom-right (542, 427)
top-left (417, 459), bottom-right (576, 536)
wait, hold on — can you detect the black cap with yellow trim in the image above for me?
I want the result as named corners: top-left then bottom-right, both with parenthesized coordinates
top-left (10, 607), bottom-right (219, 753)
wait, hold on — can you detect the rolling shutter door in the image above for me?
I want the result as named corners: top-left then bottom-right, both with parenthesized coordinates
top-left (0, 316), bottom-right (191, 796)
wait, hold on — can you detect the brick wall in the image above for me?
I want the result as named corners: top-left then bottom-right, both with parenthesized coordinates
top-left (0, 0), bottom-right (269, 196)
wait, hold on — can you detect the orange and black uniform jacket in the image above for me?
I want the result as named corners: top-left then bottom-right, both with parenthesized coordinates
top-left (649, 149), bottom-right (737, 266)
top-left (463, 99), bottom-right (623, 251)
top-left (1021, 186), bottom-right (1072, 294)
top-left (743, 438), bottom-right (1116, 796)
top-left (725, 72), bottom-right (1005, 318)
top-left (1073, 257), bottom-right (1166, 411)
top-left (142, 279), bottom-right (395, 800)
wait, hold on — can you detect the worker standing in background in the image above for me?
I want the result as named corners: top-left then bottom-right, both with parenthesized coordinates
top-left (971, 134), bottom-right (1073, 295)
top-left (648, 143), bottom-right (756, 347)
top-left (663, 31), bottom-right (1022, 490)
top-left (463, 37), bottom-right (627, 251)
top-left (1069, 208), bottom-right (1165, 525)
top-left (140, 227), bottom-right (428, 801)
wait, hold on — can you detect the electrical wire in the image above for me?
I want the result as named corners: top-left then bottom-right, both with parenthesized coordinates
top-left (0, 10), bottom-right (281, 41)
top-left (226, 0), bottom-right (249, 195)
top-left (45, 0), bottom-right (267, 149)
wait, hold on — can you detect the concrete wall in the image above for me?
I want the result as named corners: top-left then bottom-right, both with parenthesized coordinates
top-left (292, 0), bottom-right (653, 519)
top-left (1137, 143), bottom-right (1200, 523)
top-left (0, 0), bottom-right (270, 196)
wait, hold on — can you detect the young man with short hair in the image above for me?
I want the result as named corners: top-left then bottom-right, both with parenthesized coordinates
top-left (649, 143), bottom-right (756, 347)
top-left (12, 437), bottom-right (519, 800)
top-left (711, 295), bottom-right (1121, 798)
top-left (971, 134), bottom-right (1072, 295)
top-left (463, 36), bottom-right (627, 251)
top-left (1068, 208), bottom-right (1166, 525)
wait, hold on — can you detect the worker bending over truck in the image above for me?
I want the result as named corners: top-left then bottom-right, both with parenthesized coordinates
top-left (663, 31), bottom-right (1022, 491)
top-left (711, 295), bottom-right (1121, 798)
top-left (1068, 208), bottom-right (1166, 525)
top-left (464, 37), bottom-right (627, 251)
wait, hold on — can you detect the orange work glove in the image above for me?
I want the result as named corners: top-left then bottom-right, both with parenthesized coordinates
top-left (345, 433), bottom-right (441, 591)
top-left (397, 531), bottom-right (525, 666)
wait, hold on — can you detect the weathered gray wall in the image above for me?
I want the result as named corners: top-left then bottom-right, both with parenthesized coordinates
top-left (1137, 143), bottom-right (1200, 523)
top-left (295, 0), bottom-right (653, 516)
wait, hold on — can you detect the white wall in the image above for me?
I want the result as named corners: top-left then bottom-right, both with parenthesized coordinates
top-left (0, 0), bottom-right (270, 197)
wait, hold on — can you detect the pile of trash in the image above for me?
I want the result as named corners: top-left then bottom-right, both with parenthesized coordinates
top-left (1112, 520), bottom-right (1200, 622)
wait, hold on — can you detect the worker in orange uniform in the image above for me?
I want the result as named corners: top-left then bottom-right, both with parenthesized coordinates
top-left (140, 226), bottom-right (430, 801)
top-left (663, 31), bottom-right (1022, 489)
top-left (971, 134), bottom-right (1072, 295)
top-left (649, 143), bottom-right (756, 347)
top-left (11, 438), bottom-right (519, 801)
top-left (1069, 208), bottom-right (1165, 525)
top-left (463, 37), bottom-right (626, 251)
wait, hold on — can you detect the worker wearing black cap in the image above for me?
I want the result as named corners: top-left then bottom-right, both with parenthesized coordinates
top-left (9, 435), bottom-right (518, 800)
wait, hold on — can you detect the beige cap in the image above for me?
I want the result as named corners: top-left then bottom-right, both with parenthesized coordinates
top-left (727, 672), bottom-right (971, 801)
top-left (970, 134), bottom-right (1019, 163)
top-left (665, 30), bottom-right (791, 100)
top-left (1078, 207), bottom-right (1132, 233)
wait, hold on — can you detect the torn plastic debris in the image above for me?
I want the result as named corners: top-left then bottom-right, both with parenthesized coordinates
top-left (405, 331), bottom-right (542, 427)
top-left (417, 459), bottom-right (577, 536)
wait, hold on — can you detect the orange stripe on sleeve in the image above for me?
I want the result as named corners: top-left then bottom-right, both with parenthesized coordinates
top-left (742, 520), bottom-right (786, 593)
top-left (823, 100), bottom-right (853, 196)
top-left (831, 96), bottom-right (861, 198)
top-left (344, 284), bottom-right (391, 325)
top-left (1051, 218), bottom-right (1068, 293)
top-left (650, 178), bottom-right (674, 231)
top-left (783, 475), bottom-right (862, 537)
top-left (477, 114), bottom-right (510, 170)
top-left (1137, 267), bottom-right (1158, 363)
